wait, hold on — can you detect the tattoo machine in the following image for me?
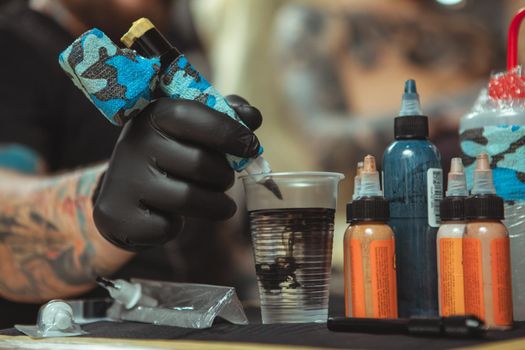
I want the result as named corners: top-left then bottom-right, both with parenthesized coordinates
top-left (15, 300), bottom-right (86, 338)
top-left (96, 276), bottom-right (158, 309)
top-left (58, 22), bottom-right (281, 199)
top-left (328, 316), bottom-right (486, 338)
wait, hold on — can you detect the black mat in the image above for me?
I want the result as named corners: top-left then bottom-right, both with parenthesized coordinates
top-left (2, 319), bottom-right (525, 349)
top-left (2, 298), bottom-right (524, 349)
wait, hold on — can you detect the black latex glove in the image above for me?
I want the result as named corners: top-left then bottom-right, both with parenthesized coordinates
top-left (93, 95), bottom-right (263, 251)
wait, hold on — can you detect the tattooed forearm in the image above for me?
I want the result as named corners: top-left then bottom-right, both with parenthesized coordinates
top-left (0, 164), bottom-right (132, 302)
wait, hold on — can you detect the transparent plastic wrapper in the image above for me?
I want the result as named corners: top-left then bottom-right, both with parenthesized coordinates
top-left (15, 300), bottom-right (86, 338)
top-left (106, 279), bottom-right (248, 328)
top-left (460, 89), bottom-right (525, 321)
top-left (68, 298), bottom-right (113, 324)
top-left (459, 9), bottom-right (525, 321)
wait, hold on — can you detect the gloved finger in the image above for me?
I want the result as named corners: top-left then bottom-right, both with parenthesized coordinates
top-left (141, 177), bottom-right (237, 220)
top-left (226, 95), bottom-right (263, 131)
top-left (149, 136), bottom-right (234, 191)
top-left (93, 199), bottom-right (182, 250)
top-left (225, 94), bottom-right (250, 107)
top-left (149, 98), bottom-right (261, 158)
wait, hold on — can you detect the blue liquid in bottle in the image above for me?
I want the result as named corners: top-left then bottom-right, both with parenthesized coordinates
top-left (382, 80), bottom-right (443, 317)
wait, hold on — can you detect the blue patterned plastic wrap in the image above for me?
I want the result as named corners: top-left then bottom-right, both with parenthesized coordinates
top-left (159, 56), bottom-right (263, 171)
top-left (461, 125), bottom-right (525, 201)
top-left (459, 92), bottom-right (525, 321)
top-left (58, 28), bottom-right (160, 126)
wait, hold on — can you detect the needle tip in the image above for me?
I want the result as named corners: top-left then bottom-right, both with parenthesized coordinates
top-left (96, 276), bottom-right (115, 289)
top-left (263, 178), bottom-right (283, 200)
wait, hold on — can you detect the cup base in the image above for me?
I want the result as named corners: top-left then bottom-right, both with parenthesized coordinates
top-left (261, 308), bottom-right (328, 324)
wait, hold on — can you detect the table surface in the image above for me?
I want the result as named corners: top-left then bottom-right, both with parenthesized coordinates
top-left (1, 299), bottom-right (524, 350)
top-left (1, 320), bottom-right (525, 350)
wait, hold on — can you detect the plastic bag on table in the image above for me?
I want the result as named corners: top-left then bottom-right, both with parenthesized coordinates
top-left (68, 298), bottom-right (114, 324)
top-left (106, 278), bottom-right (248, 328)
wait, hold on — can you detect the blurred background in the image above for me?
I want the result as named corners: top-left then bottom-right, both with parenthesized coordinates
top-left (191, 0), bottom-right (523, 300)
top-left (2, 0), bottom-right (525, 306)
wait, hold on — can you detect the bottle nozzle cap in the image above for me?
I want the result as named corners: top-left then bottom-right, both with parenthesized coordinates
top-left (471, 153), bottom-right (496, 195)
top-left (121, 18), bottom-right (155, 48)
top-left (446, 157), bottom-right (467, 197)
top-left (450, 157), bottom-right (464, 173)
top-left (352, 161), bottom-right (364, 200)
top-left (404, 79), bottom-right (417, 94)
top-left (395, 79), bottom-right (428, 139)
top-left (399, 79), bottom-right (423, 116)
top-left (359, 155), bottom-right (382, 197)
top-left (475, 153), bottom-right (490, 171)
top-left (356, 161), bottom-right (364, 176)
top-left (363, 155), bottom-right (376, 172)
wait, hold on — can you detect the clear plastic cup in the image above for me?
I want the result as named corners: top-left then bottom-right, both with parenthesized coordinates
top-left (241, 172), bottom-right (344, 324)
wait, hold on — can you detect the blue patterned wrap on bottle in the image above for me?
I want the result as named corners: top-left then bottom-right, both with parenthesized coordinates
top-left (58, 28), bottom-right (160, 126)
top-left (460, 125), bottom-right (525, 200)
top-left (159, 56), bottom-right (263, 171)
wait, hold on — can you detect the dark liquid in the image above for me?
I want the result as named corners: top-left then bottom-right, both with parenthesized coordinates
top-left (249, 208), bottom-right (334, 323)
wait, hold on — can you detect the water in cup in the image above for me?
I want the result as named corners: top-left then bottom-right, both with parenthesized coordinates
top-left (242, 172), bottom-right (343, 324)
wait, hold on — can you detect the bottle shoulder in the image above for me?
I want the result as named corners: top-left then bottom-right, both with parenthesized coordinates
top-left (465, 220), bottom-right (508, 238)
top-left (383, 140), bottom-right (441, 166)
top-left (384, 139), bottom-right (440, 153)
top-left (345, 222), bottom-right (395, 240)
top-left (437, 222), bottom-right (466, 238)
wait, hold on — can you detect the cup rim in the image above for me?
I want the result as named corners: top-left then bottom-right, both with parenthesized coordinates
top-left (239, 171), bottom-right (345, 180)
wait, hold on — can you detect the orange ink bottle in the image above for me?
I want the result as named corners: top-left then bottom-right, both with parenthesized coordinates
top-left (437, 157), bottom-right (467, 317)
top-left (463, 153), bottom-right (513, 329)
top-left (344, 155), bottom-right (398, 318)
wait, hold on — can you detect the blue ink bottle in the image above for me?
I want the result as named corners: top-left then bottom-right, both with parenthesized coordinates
top-left (382, 79), bottom-right (443, 317)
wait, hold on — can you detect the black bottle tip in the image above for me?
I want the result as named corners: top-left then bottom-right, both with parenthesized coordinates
top-left (404, 79), bottom-right (417, 94)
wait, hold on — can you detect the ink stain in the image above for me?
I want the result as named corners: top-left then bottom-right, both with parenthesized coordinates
top-left (256, 256), bottom-right (301, 291)
top-left (250, 208), bottom-right (335, 294)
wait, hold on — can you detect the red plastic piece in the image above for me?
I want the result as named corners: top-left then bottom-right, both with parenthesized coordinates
top-left (489, 8), bottom-right (525, 100)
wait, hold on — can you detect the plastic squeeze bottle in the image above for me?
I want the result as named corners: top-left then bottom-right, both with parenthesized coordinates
top-left (382, 79), bottom-right (443, 317)
top-left (344, 155), bottom-right (398, 318)
top-left (437, 158), bottom-right (468, 317)
top-left (463, 153), bottom-right (513, 329)
top-left (460, 10), bottom-right (525, 320)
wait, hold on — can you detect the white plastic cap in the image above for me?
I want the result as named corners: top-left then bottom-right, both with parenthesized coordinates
top-left (108, 279), bottom-right (158, 309)
top-left (359, 155), bottom-right (383, 197)
top-left (352, 161), bottom-right (364, 200)
top-left (446, 157), bottom-right (468, 197)
top-left (471, 153), bottom-right (496, 195)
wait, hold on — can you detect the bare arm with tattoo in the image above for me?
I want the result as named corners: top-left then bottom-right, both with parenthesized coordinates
top-left (0, 95), bottom-right (263, 303)
top-left (0, 160), bottom-right (132, 303)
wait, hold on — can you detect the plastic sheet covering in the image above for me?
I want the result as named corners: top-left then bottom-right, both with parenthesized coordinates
top-left (460, 87), bottom-right (525, 321)
top-left (107, 279), bottom-right (248, 329)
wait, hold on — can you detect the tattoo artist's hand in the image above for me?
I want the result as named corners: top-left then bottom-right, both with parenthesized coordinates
top-left (93, 95), bottom-right (263, 251)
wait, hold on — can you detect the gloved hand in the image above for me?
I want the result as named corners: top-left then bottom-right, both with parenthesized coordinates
top-left (93, 95), bottom-right (263, 251)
